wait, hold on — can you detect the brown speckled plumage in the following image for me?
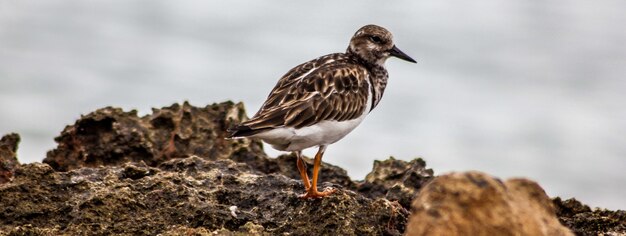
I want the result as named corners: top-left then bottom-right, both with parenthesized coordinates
top-left (243, 54), bottom-right (370, 130)
top-left (229, 25), bottom-right (415, 137)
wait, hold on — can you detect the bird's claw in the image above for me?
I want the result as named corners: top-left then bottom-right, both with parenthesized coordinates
top-left (298, 187), bottom-right (337, 199)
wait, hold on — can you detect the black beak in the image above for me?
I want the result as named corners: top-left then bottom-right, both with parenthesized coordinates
top-left (389, 45), bottom-right (416, 63)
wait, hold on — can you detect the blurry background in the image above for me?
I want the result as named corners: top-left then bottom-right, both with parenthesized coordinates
top-left (1, 1), bottom-right (625, 209)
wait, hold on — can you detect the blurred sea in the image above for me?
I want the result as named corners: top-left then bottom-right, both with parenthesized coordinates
top-left (1, 1), bottom-right (625, 209)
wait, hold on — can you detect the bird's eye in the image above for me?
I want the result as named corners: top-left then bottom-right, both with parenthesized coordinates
top-left (369, 36), bottom-right (383, 44)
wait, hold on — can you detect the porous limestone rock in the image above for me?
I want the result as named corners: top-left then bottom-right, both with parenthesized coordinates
top-left (43, 101), bottom-right (263, 171)
top-left (1, 102), bottom-right (622, 235)
top-left (553, 197), bottom-right (626, 236)
top-left (0, 133), bottom-right (20, 184)
top-left (0, 156), bottom-right (408, 235)
top-left (405, 171), bottom-right (574, 236)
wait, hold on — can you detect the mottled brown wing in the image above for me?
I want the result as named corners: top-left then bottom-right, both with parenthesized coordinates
top-left (240, 59), bottom-right (370, 131)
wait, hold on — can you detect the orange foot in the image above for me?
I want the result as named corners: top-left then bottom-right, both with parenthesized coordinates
top-left (299, 187), bottom-right (337, 199)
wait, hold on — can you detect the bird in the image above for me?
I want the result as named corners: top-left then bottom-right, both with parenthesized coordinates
top-left (227, 24), bottom-right (416, 199)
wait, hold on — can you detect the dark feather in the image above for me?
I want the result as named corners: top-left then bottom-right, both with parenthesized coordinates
top-left (231, 51), bottom-right (382, 136)
top-left (227, 125), bottom-right (272, 138)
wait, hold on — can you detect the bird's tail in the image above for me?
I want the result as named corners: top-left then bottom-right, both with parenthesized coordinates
top-left (226, 125), bottom-right (270, 139)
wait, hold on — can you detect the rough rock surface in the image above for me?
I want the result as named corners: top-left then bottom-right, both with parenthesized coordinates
top-left (0, 133), bottom-right (20, 184)
top-left (553, 197), bottom-right (626, 236)
top-left (406, 171), bottom-right (574, 236)
top-left (1, 102), bottom-right (623, 235)
top-left (43, 101), bottom-right (264, 171)
top-left (1, 102), bottom-right (432, 235)
top-left (357, 157), bottom-right (433, 209)
top-left (40, 101), bottom-right (433, 210)
top-left (0, 156), bottom-right (409, 235)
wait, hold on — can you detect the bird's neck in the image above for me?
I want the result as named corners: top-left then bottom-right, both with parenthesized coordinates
top-left (368, 64), bottom-right (389, 111)
top-left (346, 48), bottom-right (388, 111)
top-left (347, 47), bottom-right (375, 68)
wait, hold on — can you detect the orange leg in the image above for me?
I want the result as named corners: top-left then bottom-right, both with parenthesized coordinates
top-left (299, 145), bottom-right (337, 199)
top-left (295, 151), bottom-right (311, 190)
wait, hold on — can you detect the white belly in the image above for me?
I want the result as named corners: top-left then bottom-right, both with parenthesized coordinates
top-left (256, 114), bottom-right (368, 151)
top-left (253, 89), bottom-right (373, 151)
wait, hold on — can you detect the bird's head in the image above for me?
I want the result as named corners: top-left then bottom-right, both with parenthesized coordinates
top-left (347, 24), bottom-right (416, 65)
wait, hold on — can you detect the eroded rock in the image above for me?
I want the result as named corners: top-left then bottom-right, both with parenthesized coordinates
top-left (357, 157), bottom-right (434, 209)
top-left (0, 133), bottom-right (20, 184)
top-left (0, 156), bottom-right (407, 235)
top-left (43, 101), bottom-right (264, 171)
top-left (405, 171), bottom-right (574, 236)
top-left (41, 102), bottom-right (426, 197)
top-left (232, 151), bottom-right (356, 191)
top-left (1, 102), bottom-right (621, 235)
top-left (553, 197), bottom-right (626, 236)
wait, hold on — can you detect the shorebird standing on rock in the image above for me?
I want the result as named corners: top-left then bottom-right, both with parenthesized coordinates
top-left (228, 25), bottom-right (416, 199)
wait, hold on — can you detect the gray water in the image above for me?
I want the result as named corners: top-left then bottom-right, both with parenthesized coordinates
top-left (1, 1), bottom-right (625, 209)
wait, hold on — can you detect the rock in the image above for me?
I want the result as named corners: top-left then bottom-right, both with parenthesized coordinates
top-left (405, 171), bottom-right (573, 236)
top-left (553, 197), bottom-right (626, 236)
top-left (357, 157), bottom-right (434, 209)
top-left (0, 156), bottom-right (408, 235)
top-left (233, 151), bottom-right (357, 191)
top-left (1, 101), bottom-right (622, 235)
top-left (4, 102), bottom-right (424, 235)
top-left (43, 101), bottom-right (265, 171)
top-left (41, 101), bottom-right (429, 198)
top-left (0, 133), bottom-right (20, 184)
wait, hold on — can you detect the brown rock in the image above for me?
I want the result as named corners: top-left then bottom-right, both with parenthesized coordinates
top-left (244, 152), bottom-right (358, 190)
top-left (0, 133), bottom-right (20, 184)
top-left (553, 197), bottom-right (626, 235)
top-left (41, 102), bottom-right (428, 196)
top-left (357, 157), bottom-right (434, 209)
top-left (405, 171), bottom-right (573, 236)
top-left (41, 101), bottom-right (359, 190)
top-left (43, 101), bottom-right (265, 171)
top-left (0, 156), bottom-right (408, 235)
top-left (3, 101), bottom-right (623, 235)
